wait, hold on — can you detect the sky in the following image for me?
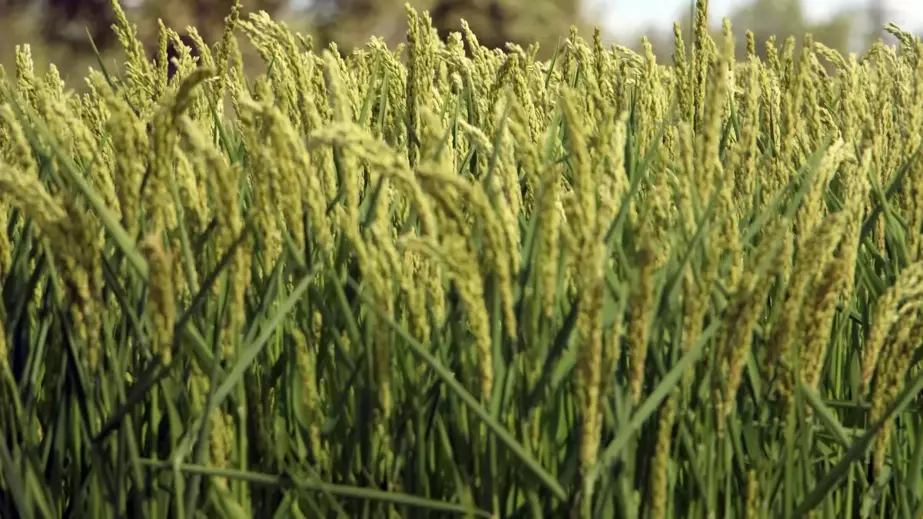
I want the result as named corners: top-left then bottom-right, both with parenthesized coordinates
top-left (587, 0), bottom-right (923, 37)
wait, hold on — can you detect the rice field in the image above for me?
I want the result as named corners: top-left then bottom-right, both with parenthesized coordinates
top-left (1, 0), bottom-right (923, 517)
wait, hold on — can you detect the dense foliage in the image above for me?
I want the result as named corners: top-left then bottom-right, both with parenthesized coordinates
top-left (1, 1), bottom-right (923, 517)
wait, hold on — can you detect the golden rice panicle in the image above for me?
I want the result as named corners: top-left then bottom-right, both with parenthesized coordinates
top-left (458, 18), bottom-right (494, 97)
top-left (211, 409), bottom-right (234, 488)
top-left (305, 133), bottom-right (399, 422)
top-left (77, 79), bottom-right (111, 144)
top-left (674, 124), bottom-right (697, 238)
top-left (479, 170), bottom-right (518, 339)
top-left (241, 16), bottom-right (306, 125)
top-left (169, 67), bottom-right (218, 123)
top-left (798, 35), bottom-right (823, 144)
top-left (405, 5), bottom-right (440, 167)
top-left (717, 223), bottom-right (789, 428)
top-left (239, 11), bottom-right (284, 69)
top-left (264, 15), bottom-right (320, 136)
top-left (907, 42), bottom-right (923, 153)
top-left (213, 0), bottom-right (242, 109)
top-left (141, 234), bottom-right (175, 366)
top-left (416, 99), bottom-right (453, 169)
top-left (107, 0), bottom-right (156, 116)
top-left (0, 313), bottom-right (9, 381)
top-left (0, 163), bottom-right (75, 359)
top-left (50, 196), bottom-right (105, 373)
top-left (225, 36), bottom-right (247, 123)
top-left (558, 92), bottom-right (595, 235)
top-left (177, 117), bottom-right (248, 351)
top-left (839, 54), bottom-right (865, 148)
top-left (869, 301), bottom-right (923, 474)
top-left (512, 48), bottom-right (543, 147)
top-left (731, 48), bottom-right (762, 217)
top-left (626, 239), bottom-right (658, 404)
top-left (407, 116), bottom-right (448, 330)
top-left (760, 63), bottom-right (786, 203)
top-left (177, 117), bottom-right (240, 256)
top-left (0, 164), bottom-right (67, 232)
top-left (417, 157), bottom-right (515, 339)
top-left (492, 97), bottom-right (523, 272)
top-left (442, 231), bottom-right (494, 402)
top-left (162, 25), bottom-right (199, 88)
top-left (694, 20), bottom-right (731, 209)
top-left (0, 104), bottom-right (39, 182)
top-left (835, 149), bottom-right (872, 303)
top-left (377, 39), bottom-right (411, 149)
top-left (184, 26), bottom-right (216, 70)
top-left (0, 201), bottom-right (9, 280)
top-left (904, 47), bottom-right (923, 259)
top-left (717, 18), bottom-right (737, 128)
top-left (293, 325), bottom-right (324, 465)
top-left (375, 244), bottom-right (400, 422)
top-left (32, 67), bottom-right (103, 181)
top-left (798, 241), bottom-right (849, 392)
top-left (228, 229), bottom-right (253, 360)
top-left (691, 0), bottom-right (715, 130)
top-left (715, 109), bottom-right (745, 292)
top-left (558, 92), bottom-right (608, 480)
top-left (595, 110), bottom-right (630, 234)
top-left (649, 392), bottom-right (677, 519)
top-left (307, 122), bottom-right (437, 239)
top-left (795, 139), bottom-right (847, 253)
top-left (536, 160), bottom-right (563, 320)
top-left (154, 19), bottom-right (169, 97)
top-left (574, 231), bottom-right (606, 507)
top-left (14, 45), bottom-right (37, 106)
top-left (508, 101), bottom-right (542, 218)
top-left (768, 211), bottom-right (847, 402)
top-left (149, 69), bottom-right (216, 235)
top-left (793, 148), bottom-right (863, 395)
top-left (322, 53), bottom-right (362, 231)
top-left (89, 74), bottom-right (148, 237)
top-left (174, 144), bottom-right (209, 237)
top-left (746, 470), bottom-right (760, 519)
top-left (167, 30), bottom-right (212, 120)
top-left (861, 263), bottom-right (923, 389)
top-left (400, 248), bottom-right (432, 345)
top-left (288, 124), bottom-right (333, 255)
top-left (254, 104), bottom-right (307, 255)
top-left (673, 22), bottom-right (692, 123)
top-left (136, 100), bottom-right (177, 235)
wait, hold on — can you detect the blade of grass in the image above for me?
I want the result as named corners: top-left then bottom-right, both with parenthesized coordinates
top-left (343, 275), bottom-right (568, 501)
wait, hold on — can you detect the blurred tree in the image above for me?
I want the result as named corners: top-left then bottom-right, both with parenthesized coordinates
top-left (313, 0), bottom-right (587, 57)
top-left (0, 0), bottom-right (287, 79)
top-left (635, 0), bottom-right (859, 62)
top-left (2, 0), bottom-right (589, 78)
top-left (1, 0), bottom-right (117, 51)
top-left (3, 0), bottom-right (587, 55)
top-left (728, 0), bottom-right (857, 56)
top-left (0, 0), bottom-right (286, 49)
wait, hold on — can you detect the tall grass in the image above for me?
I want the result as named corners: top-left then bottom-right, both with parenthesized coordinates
top-left (1, 0), bottom-right (923, 517)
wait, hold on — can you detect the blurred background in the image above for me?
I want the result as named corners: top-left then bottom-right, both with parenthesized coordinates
top-left (0, 0), bottom-right (919, 86)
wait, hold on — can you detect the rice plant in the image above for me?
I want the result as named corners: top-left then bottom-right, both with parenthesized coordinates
top-left (1, 1), bottom-right (923, 517)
